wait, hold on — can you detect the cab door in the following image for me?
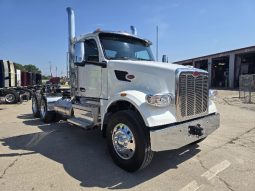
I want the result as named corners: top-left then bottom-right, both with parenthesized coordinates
top-left (77, 38), bottom-right (102, 98)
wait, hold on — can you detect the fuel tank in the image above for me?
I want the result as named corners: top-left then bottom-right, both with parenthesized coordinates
top-left (53, 98), bottom-right (73, 118)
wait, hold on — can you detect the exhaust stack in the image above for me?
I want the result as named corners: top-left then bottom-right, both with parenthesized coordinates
top-left (66, 7), bottom-right (76, 94)
top-left (66, 7), bottom-right (75, 70)
top-left (130, 25), bottom-right (137, 35)
top-left (66, 7), bottom-right (75, 45)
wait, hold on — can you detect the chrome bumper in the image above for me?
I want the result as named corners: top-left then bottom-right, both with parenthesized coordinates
top-left (150, 113), bottom-right (220, 151)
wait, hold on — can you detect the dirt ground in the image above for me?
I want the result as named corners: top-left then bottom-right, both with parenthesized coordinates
top-left (0, 90), bottom-right (255, 191)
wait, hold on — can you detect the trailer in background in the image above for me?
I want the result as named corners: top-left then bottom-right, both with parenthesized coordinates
top-left (0, 60), bottom-right (42, 104)
top-left (8, 61), bottom-right (16, 87)
top-left (0, 60), bottom-right (10, 88)
top-left (16, 69), bottom-right (21, 86)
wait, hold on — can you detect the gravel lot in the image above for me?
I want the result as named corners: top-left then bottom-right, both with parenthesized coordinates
top-left (0, 90), bottom-right (255, 191)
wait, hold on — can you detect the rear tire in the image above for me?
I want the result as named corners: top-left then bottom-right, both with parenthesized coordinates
top-left (106, 110), bottom-right (153, 172)
top-left (40, 98), bottom-right (55, 123)
top-left (32, 96), bottom-right (40, 118)
top-left (4, 90), bottom-right (18, 104)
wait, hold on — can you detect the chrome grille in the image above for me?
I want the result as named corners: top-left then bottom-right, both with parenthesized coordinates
top-left (176, 71), bottom-right (208, 120)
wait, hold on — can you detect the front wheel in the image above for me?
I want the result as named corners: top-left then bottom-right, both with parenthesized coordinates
top-left (106, 110), bottom-right (153, 172)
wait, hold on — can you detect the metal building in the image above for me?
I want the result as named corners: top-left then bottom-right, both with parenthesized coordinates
top-left (174, 46), bottom-right (255, 88)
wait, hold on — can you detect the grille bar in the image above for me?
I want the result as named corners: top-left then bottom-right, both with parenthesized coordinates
top-left (176, 71), bottom-right (208, 121)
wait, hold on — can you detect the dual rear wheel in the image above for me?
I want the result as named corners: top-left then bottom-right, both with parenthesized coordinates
top-left (32, 96), bottom-right (55, 123)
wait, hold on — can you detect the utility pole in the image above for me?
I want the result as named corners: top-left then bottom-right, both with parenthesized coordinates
top-left (49, 61), bottom-right (52, 77)
top-left (66, 52), bottom-right (69, 78)
top-left (56, 66), bottom-right (58, 77)
top-left (156, 25), bottom-right (158, 61)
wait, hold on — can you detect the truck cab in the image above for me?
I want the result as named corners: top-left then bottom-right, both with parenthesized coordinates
top-left (32, 7), bottom-right (220, 172)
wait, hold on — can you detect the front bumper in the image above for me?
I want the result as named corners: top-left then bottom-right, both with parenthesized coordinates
top-left (150, 113), bottom-right (220, 151)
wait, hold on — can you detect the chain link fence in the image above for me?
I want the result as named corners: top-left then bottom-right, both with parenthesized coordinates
top-left (239, 74), bottom-right (255, 103)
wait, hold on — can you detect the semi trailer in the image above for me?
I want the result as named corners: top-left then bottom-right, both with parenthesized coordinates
top-left (31, 7), bottom-right (220, 172)
top-left (0, 60), bottom-right (41, 104)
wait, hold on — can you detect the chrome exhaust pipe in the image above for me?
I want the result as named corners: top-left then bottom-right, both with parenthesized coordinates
top-left (66, 7), bottom-right (75, 44)
top-left (66, 7), bottom-right (76, 95)
top-left (130, 25), bottom-right (137, 35)
top-left (66, 7), bottom-right (75, 69)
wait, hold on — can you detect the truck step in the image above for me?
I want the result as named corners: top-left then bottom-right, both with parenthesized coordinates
top-left (72, 102), bottom-right (99, 112)
top-left (67, 117), bottom-right (95, 130)
top-left (72, 102), bottom-right (100, 124)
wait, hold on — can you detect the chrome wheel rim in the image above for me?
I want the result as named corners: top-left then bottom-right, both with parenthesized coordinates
top-left (112, 123), bottom-right (136, 160)
top-left (40, 100), bottom-right (46, 118)
top-left (32, 97), bottom-right (37, 113)
top-left (5, 94), bottom-right (15, 103)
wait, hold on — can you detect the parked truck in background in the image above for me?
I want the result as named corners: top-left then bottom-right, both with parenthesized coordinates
top-left (31, 7), bottom-right (220, 172)
top-left (0, 60), bottom-right (41, 104)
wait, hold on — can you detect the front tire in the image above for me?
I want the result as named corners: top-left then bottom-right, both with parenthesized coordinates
top-left (40, 98), bottom-right (55, 123)
top-left (106, 110), bottom-right (153, 172)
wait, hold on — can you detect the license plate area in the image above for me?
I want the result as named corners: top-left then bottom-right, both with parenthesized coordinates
top-left (188, 124), bottom-right (204, 136)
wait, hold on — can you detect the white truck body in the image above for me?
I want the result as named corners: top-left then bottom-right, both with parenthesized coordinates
top-left (32, 7), bottom-right (220, 172)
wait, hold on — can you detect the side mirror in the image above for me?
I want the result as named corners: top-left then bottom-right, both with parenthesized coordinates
top-left (74, 42), bottom-right (85, 66)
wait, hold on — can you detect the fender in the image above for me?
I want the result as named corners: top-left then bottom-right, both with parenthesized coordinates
top-left (102, 90), bottom-right (177, 128)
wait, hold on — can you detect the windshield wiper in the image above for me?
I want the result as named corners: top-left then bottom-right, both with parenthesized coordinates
top-left (113, 56), bottom-right (130, 60)
top-left (136, 58), bottom-right (152, 61)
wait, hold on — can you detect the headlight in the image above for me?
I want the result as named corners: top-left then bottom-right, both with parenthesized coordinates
top-left (209, 89), bottom-right (218, 99)
top-left (145, 93), bottom-right (174, 107)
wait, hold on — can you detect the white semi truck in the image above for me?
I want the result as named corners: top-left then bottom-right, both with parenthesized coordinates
top-left (31, 7), bottom-right (220, 172)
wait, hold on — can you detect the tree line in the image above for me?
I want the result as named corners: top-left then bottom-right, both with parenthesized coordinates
top-left (15, 63), bottom-right (41, 74)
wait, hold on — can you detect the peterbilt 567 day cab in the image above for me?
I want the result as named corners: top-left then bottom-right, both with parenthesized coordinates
top-left (32, 7), bottom-right (220, 172)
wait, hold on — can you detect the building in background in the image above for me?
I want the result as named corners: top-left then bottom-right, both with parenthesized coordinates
top-left (174, 46), bottom-right (255, 88)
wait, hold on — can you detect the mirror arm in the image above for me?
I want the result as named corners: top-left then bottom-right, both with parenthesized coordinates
top-left (74, 60), bottom-right (107, 68)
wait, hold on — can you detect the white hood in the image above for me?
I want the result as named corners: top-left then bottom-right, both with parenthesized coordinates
top-left (107, 60), bottom-right (198, 96)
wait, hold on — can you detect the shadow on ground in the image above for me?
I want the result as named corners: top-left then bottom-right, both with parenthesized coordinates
top-left (0, 114), bottom-right (201, 189)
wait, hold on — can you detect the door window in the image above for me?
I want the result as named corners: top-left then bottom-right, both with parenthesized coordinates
top-left (85, 39), bottom-right (99, 62)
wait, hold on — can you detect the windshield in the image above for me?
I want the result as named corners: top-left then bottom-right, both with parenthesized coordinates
top-left (99, 33), bottom-right (154, 61)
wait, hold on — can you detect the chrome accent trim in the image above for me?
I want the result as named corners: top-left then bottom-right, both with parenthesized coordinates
top-left (112, 123), bottom-right (136, 160)
top-left (150, 113), bottom-right (220, 151)
top-left (40, 99), bottom-right (46, 118)
top-left (175, 68), bottom-right (209, 121)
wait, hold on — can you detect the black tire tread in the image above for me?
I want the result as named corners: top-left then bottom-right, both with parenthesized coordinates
top-left (107, 110), bottom-right (153, 172)
top-left (4, 89), bottom-right (18, 104)
top-left (32, 96), bottom-right (40, 118)
top-left (40, 98), bottom-right (55, 123)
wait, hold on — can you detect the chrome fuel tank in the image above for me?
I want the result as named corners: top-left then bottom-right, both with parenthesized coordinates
top-left (53, 98), bottom-right (73, 118)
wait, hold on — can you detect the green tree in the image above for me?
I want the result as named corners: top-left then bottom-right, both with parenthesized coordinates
top-left (23, 64), bottom-right (41, 73)
top-left (42, 75), bottom-right (51, 80)
top-left (15, 63), bottom-right (26, 71)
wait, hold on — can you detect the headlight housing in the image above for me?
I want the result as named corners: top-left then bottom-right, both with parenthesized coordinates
top-left (209, 89), bottom-right (218, 99)
top-left (145, 93), bottom-right (175, 107)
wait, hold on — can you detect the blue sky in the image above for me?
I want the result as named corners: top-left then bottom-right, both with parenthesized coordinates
top-left (0, 0), bottom-right (255, 75)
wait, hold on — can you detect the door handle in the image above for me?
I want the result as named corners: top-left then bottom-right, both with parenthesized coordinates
top-left (80, 87), bottom-right (86, 92)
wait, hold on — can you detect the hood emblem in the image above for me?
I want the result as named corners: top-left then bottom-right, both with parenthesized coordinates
top-left (192, 71), bottom-right (200, 77)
